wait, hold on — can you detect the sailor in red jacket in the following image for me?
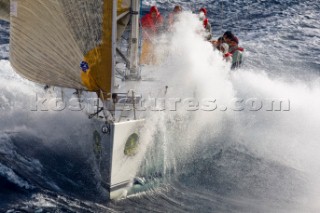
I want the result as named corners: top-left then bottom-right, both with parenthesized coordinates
top-left (168, 5), bottom-right (182, 27)
top-left (141, 6), bottom-right (164, 36)
top-left (223, 31), bottom-right (244, 69)
top-left (199, 8), bottom-right (212, 40)
top-left (140, 6), bottom-right (164, 64)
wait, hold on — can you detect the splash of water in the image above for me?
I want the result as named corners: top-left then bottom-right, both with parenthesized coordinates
top-left (1, 10), bottom-right (320, 211)
top-left (139, 12), bottom-right (320, 209)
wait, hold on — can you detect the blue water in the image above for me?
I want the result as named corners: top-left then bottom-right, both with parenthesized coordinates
top-left (0, 20), bottom-right (9, 59)
top-left (1, 0), bottom-right (320, 212)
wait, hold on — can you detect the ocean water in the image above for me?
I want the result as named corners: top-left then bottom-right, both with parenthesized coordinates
top-left (1, 0), bottom-right (320, 212)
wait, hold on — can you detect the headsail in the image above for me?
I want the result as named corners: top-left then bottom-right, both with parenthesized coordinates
top-left (7, 0), bottom-right (149, 200)
top-left (10, 0), bottom-right (131, 94)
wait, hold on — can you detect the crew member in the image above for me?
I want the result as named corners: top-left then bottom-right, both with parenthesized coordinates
top-left (223, 32), bottom-right (244, 69)
top-left (140, 6), bottom-right (164, 64)
top-left (199, 8), bottom-right (212, 40)
top-left (211, 37), bottom-right (224, 50)
top-left (168, 5), bottom-right (182, 27)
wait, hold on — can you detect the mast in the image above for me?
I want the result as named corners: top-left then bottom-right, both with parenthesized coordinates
top-left (111, 0), bottom-right (118, 90)
top-left (128, 0), bottom-right (141, 79)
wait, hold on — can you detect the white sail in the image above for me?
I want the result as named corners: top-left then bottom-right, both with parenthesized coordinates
top-left (9, 0), bottom-right (131, 94)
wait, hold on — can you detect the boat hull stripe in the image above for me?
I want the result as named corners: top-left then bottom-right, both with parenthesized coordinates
top-left (110, 180), bottom-right (131, 192)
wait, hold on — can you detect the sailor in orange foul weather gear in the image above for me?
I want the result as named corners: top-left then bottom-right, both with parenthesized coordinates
top-left (168, 5), bottom-right (182, 28)
top-left (140, 6), bottom-right (164, 64)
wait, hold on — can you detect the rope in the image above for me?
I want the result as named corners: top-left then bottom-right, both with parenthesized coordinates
top-left (221, 1), bottom-right (224, 34)
top-left (139, 0), bottom-right (143, 54)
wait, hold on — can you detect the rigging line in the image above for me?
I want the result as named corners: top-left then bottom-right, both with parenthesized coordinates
top-left (236, 11), bottom-right (239, 35)
top-left (221, 1), bottom-right (224, 34)
top-left (138, 0), bottom-right (143, 58)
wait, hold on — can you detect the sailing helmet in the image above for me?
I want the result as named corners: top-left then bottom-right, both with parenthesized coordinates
top-left (231, 36), bottom-right (239, 44)
top-left (174, 5), bottom-right (182, 13)
top-left (150, 6), bottom-right (160, 16)
top-left (223, 31), bottom-right (235, 41)
top-left (199, 8), bottom-right (207, 16)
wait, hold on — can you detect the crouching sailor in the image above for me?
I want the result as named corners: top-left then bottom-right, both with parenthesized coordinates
top-left (229, 36), bottom-right (244, 69)
top-left (167, 5), bottom-right (182, 28)
top-left (223, 32), bottom-right (244, 69)
top-left (199, 8), bottom-right (212, 41)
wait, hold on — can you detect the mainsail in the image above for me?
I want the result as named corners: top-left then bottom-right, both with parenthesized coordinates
top-left (10, 0), bottom-right (131, 94)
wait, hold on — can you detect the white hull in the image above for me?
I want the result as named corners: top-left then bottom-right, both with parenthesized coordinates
top-left (92, 117), bottom-right (145, 200)
top-left (109, 119), bottom-right (145, 199)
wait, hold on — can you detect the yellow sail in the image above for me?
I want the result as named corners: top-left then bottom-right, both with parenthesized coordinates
top-left (10, 0), bottom-right (131, 94)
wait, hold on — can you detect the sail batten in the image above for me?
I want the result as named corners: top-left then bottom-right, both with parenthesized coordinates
top-left (10, 0), bottom-right (132, 93)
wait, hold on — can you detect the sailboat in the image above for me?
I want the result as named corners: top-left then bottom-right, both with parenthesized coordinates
top-left (1, 0), bottom-right (150, 200)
